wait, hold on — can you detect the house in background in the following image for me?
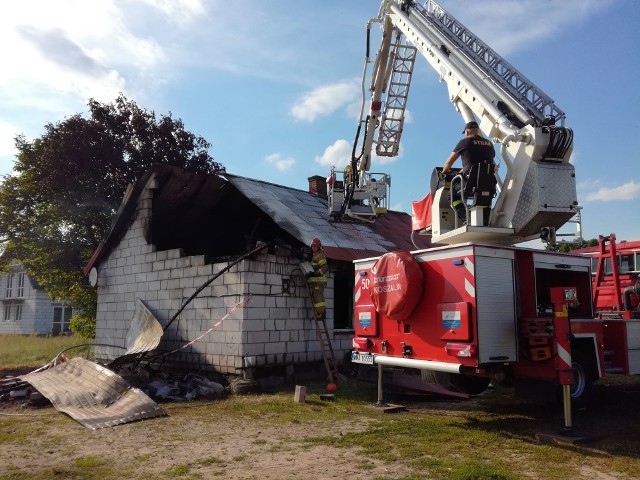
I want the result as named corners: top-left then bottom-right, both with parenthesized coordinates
top-left (84, 164), bottom-right (430, 377)
top-left (0, 264), bottom-right (73, 335)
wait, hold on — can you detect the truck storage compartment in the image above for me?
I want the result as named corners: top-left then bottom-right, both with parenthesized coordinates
top-left (475, 247), bottom-right (518, 364)
top-left (532, 252), bottom-right (593, 318)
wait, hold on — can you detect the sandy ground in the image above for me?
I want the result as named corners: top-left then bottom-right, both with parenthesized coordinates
top-left (0, 364), bottom-right (412, 479)
top-left (2, 366), bottom-right (638, 480)
top-left (0, 399), bottom-right (411, 480)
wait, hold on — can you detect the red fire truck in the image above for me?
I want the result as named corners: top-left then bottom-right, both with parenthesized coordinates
top-left (574, 234), bottom-right (640, 314)
top-left (347, 1), bottom-right (639, 412)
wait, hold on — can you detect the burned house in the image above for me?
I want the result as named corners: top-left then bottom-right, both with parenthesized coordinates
top-left (84, 164), bottom-right (429, 377)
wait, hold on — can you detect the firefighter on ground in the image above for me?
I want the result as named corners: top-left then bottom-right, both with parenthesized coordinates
top-left (307, 238), bottom-right (328, 319)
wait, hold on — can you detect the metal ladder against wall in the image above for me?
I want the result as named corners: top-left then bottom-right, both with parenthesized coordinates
top-left (420, 0), bottom-right (565, 125)
top-left (313, 315), bottom-right (339, 385)
top-left (306, 284), bottom-right (339, 384)
top-left (376, 32), bottom-right (417, 157)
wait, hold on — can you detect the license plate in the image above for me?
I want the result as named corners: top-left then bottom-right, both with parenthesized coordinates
top-left (351, 351), bottom-right (375, 365)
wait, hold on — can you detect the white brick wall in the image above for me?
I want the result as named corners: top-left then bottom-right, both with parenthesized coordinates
top-left (95, 174), bottom-right (349, 375)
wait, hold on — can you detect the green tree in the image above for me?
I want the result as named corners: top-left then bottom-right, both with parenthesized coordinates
top-left (545, 237), bottom-right (599, 252)
top-left (0, 94), bottom-right (223, 336)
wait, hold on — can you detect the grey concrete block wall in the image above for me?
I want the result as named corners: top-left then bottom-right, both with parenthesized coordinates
top-left (95, 173), bottom-right (350, 375)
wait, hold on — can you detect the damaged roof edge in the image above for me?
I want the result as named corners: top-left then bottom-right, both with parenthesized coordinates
top-left (83, 165), bottom-right (430, 276)
top-left (83, 164), bottom-right (174, 276)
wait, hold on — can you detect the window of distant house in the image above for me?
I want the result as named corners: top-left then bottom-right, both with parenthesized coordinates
top-left (52, 306), bottom-right (73, 335)
top-left (3, 304), bottom-right (22, 322)
top-left (16, 272), bottom-right (24, 297)
top-left (5, 272), bottom-right (24, 298)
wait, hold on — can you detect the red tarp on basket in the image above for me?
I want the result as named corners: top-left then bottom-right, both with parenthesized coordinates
top-left (411, 193), bottom-right (433, 231)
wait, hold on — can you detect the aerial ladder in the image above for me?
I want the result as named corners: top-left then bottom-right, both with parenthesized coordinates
top-left (332, 0), bottom-right (579, 245)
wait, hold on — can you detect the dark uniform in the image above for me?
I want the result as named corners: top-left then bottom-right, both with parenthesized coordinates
top-left (450, 135), bottom-right (495, 221)
top-left (453, 136), bottom-right (495, 174)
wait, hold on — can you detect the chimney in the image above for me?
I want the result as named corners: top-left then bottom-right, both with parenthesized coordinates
top-left (308, 175), bottom-right (328, 197)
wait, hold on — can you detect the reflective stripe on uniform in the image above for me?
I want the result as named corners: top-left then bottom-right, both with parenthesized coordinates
top-left (308, 277), bottom-right (328, 284)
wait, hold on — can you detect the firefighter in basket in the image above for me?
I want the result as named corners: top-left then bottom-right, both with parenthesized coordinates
top-left (307, 238), bottom-right (329, 319)
top-left (441, 120), bottom-right (496, 225)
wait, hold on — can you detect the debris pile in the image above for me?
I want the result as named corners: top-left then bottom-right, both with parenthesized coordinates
top-left (141, 371), bottom-right (227, 401)
top-left (1, 362), bottom-right (232, 409)
top-left (0, 375), bottom-right (50, 408)
top-left (1, 298), bottom-right (251, 427)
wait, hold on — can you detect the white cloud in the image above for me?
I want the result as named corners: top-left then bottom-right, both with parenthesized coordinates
top-left (299, 84), bottom-right (413, 125)
top-left (583, 181), bottom-right (640, 202)
top-left (390, 202), bottom-right (405, 213)
top-left (373, 143), bottom-right (403, 166)
top-left (383, 108), bottom-right (413, 124)
top-left (316, 138), bottom-right (403, 170)
top-left (141, 0), bottom-right (206, 26)
top-left (265, 153), bottom-right (296, 172)
top-left (0, 0), bottom-right (198, 175)
top-left (443, 0), bottom-right (613, 56)
top-left (345, 100), bottom-right (364, 121)
top-left (315, 140), bottom-right (351, 167)
top-left (290, 81), bottom-right (359, 122)
top-left (0, 121), bottom-right (18, 158)
top-left (374, 155), bottom-right (400, 166)
top-left (0, 3), bottom-right (127, 104)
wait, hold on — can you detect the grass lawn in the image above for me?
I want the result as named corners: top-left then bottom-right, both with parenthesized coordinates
top-left (0, 334), bottom-right (93, 371)
top-left (1, 334), bottom-right (639, 480)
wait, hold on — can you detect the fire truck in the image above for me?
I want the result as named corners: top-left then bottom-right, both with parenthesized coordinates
top-left (574, 234), bottom-right (640, 314)
top-left (347, 0), bottom-right (640, 410)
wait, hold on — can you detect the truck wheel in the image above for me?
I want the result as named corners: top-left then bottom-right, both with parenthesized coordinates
top-left (566, 351), bottom-right (594, 406)
top-left (450, 374), bottom-right (491, 396)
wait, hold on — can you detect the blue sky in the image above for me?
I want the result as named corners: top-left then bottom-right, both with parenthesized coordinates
top-left (1, 0), bottom-right (639, 244)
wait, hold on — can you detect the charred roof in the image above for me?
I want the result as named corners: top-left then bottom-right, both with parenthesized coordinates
top-left (84, 164), bottom-right (430, 273)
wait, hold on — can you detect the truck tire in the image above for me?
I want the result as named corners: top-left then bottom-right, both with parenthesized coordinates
top-left (450, 374), bottom-right (491, 396)
top-left (423, 371), bottom-right (490, 396)
top-left (566, 350), bottom-right (595, 407)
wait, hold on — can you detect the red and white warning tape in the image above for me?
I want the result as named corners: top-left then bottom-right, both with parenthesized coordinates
top-left (161, 295), bottom-right (253, 357)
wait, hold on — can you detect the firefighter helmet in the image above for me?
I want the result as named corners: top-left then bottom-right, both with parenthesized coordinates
top-left (311, 238), bottom-right (322, 247)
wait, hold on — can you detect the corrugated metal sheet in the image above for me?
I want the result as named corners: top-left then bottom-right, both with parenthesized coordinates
top-left (20, 358), bottom-right (166, 430)
top-left (125, 298), bottom-right (164, 355)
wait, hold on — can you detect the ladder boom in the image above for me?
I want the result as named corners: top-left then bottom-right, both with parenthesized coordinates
top-left (421, 0), bottom-right (565, 126)
top-left (377, 32), bottom-right (417, 157)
